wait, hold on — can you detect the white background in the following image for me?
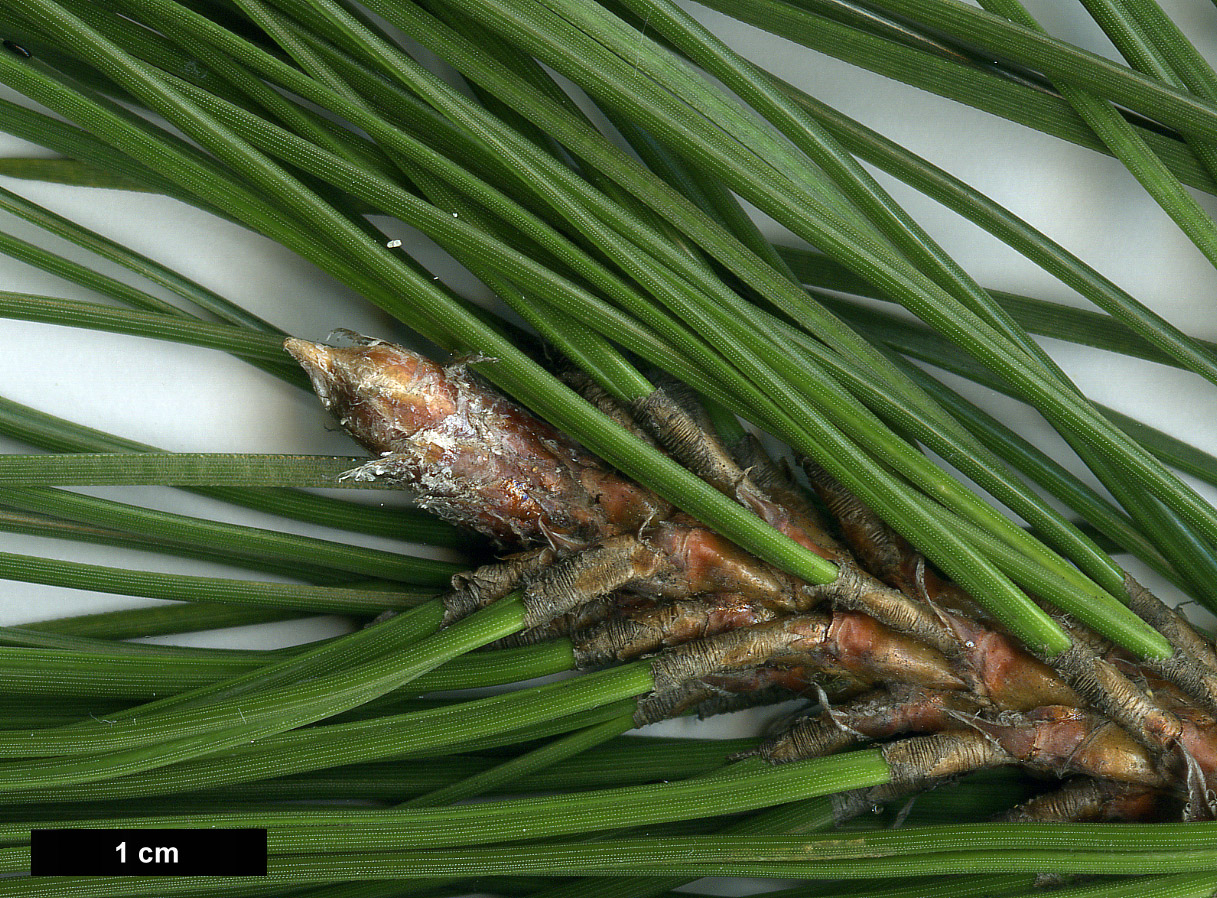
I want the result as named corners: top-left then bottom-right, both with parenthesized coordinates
top-left (1, 0), bottom-right (1217, 888)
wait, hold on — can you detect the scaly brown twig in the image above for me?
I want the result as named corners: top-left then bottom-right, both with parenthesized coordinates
top-left (287, 336), bottom-right (1217, 820)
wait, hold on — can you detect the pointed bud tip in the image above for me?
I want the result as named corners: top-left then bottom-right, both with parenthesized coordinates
top-left (283, 337), bottom-right (329, 369)
top-left (284, 338), bottom-right (341, 409)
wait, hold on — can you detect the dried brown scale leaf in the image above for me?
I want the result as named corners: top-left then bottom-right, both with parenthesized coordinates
top-left (802, 461), bottom-right (985, 621)
top-left (1151, 684), bottom-right (1217, 759)
top-left (862, 715), bottom-right (1163, 805)
top-left (630, 386), bottom-right (844, 563)
top-left (698, 664), bottom-right (836, 704)
top-left (491, 593), bottom-right (620, 649)
top-left (633, 678), bottom-right (728, 726)
top-left (1046, 643), bottom-right (1184, 754)
top-left (1081, 784), bottom-right (1179, 820)
top-left (1125, 575), bottom-right (1217, 717)
top-left (639, 518), bottom-right (797, 601)
top-left (646, 611), bottom-right (965, 694)
top-left (757, 688), bottom-right (983, 763)
top-left (557, 365), bottom-right (659, 448)
top-left (820, 563), bottom-right (962, 658)
top-left (443, 547), bottom-right (556, 625)
top-left (882, 731), bottom-right (1010, 790)
top-left (519, 534), bottom-right (666, 628)
top-left (1126, 575), bottom-right (1217, 674)
top-left (633, 664), bottom-right (841, 726)
top-left (630, 386), bottom-right (756, 513)
top-left (1052, 593), bottom-right (1217, 723)
top-left (729, 431), bottom-right (835, 539)
top-left (1173, 713), bottom-right (1217, 802)
top-left (831, 782), bottom-right (921, 824)
top-left (1146, 650), bottom-right (1217, 720)
top-left (570, 569), bottom-right (959, 667)
top-left (572, 593), bottom-right (785, 666)
top-left (803, 460), bottom-right (906, 582)
top-left (690, 679), bottom-right (813, 718)
top-left (1001, 778), bottom-right (1177, 823)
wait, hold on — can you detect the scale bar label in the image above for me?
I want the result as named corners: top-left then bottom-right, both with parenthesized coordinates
top-left (31, 828), bottom-right (268, 876)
